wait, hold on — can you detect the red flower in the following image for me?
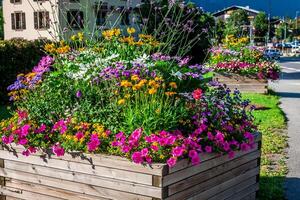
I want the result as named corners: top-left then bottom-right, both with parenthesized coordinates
top-left (192, 88), bottom-right (203, 100)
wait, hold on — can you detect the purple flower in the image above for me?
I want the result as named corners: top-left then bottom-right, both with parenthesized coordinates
top-left (76, 90), bottom-right (82, 98)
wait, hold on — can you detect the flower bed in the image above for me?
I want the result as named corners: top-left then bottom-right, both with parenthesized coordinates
top-left (207, 39), bottom-right (280, 93)
top-left (0, 29), bottom-right (260, 199)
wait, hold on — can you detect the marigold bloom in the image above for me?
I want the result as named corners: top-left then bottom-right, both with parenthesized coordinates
top-left (131, 75), bottom-right (139, 81)
top-left (169, 82), bottom-right (177, 89)
top-left (148, 88), bottom-right (157, 95)
top-left (127, 27), bottom-right (136, 35)
top-left (118, 99), bottom-right (126, 105)
top-left (120, 80), bottom-right (133, 87)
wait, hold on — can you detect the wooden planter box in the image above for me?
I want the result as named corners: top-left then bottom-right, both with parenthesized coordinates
top-left (214, 73), bottom-right (268, 94)
top-left (0, 135), bottom-right (261, 200)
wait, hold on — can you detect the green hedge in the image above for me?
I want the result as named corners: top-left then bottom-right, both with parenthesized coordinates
top-left (0, 39), bottom-right (46, 103)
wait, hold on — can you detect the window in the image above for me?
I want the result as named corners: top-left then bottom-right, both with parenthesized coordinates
top-left (10, 0), bottom-right (21, 4)
top-left (95, 3), bottom-right (108, 26)
top-left (11, 12), bottom-right (26, 30)
top-left (34, 11), bottom-right (50, 29)
top-left (67, 10), bottom-right (84, 29)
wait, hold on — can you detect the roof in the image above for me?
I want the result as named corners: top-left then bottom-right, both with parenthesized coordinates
top-left (212, 5), bottom-right (260, 17)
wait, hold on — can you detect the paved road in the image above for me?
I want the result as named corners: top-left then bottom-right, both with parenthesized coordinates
top-left (269, 57), bottom-right (300, 200)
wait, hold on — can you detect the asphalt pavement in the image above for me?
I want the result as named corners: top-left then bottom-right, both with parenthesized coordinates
top-left (269, 57), bottom-right (300, 200)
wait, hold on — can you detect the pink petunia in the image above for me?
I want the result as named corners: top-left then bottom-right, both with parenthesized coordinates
top-left (191, 155), bottom-right (200, 165)
top-left (2, 135), bottom-right (14, 144)
top-left (141, 148), bottom-right (149, 157)
top-left (188, 150), bottom-right (198, 159)
top-left (207, 132), bottom-right (214, 140)
top-left (22, 150), bottom-right (30, 157)
top-left (87, 134), bottom-right (101, 152)
top-left (167, 157), bottom-right (177, 167)
top-left (205, 146), bottom-right (212, 153)
top-left (121, 145), bottom-right (131, 153)
top-left (228, 151), bottom-right (235, 159)
top-left (132, 151), bottom-right (143, 164)
top-left (151, 145), bottom-right (159, 152)
top-left (20, 124), bottom-right (31, 137)
top-left (241, 142), bottom-right (250, 151)
top-left (18, 138), bottom-right (28, 145)
top-left (52, 144), bottom-right (65, 157)
top-left (192, 88), bottom-right (203, 100)
top-left (171, 146), bottom-right (185, 157)
top-left (75, 132), bottom-right (84, 140)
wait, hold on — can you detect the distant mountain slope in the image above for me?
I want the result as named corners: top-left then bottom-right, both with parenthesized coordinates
top-left (191, 0), bottom-right (300, 17)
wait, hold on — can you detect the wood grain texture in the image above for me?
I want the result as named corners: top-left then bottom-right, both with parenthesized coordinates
top-left (0, 136), bottom-right (261, 200)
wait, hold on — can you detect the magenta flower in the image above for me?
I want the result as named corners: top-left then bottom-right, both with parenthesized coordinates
top-left (2, 135), bottom-right (14, 144)
top-left (228, 151), bottom-right (235, 159)
top-left (141, 148), bottom-right (149, 157)
top-left (52, 143), bottom-right (65, 157)
top-left (121, 145), bottom-right (131, 153)
top-left (20, 124), bottom-right (30, 137)
top-left (19, 138), bottom-right (28, 145)
top-left (28, 146), bottom-right (37, 154)
top-left (35, 124), bottom-right (46, 134)
top-left (188, 150), bottom-right (198, 158)
top-left (76, 90), bottom-right (82, 98)
top-left (223, 142), bottom-right (230, 151)
top-left (132, 151), bottom-right (143, 164)
top-left (241, 142), bottom-right (250, 151)
top-left (207, 132), bottom-right (214, 140)
top-left (87, 134), bottom-right (100, 152)
top-left (191, 155), bottom-right (200, 165)
top-left (171, 146), bottom-right (185, 157)
top-left (215, 131), bottom-right (224, 142)
top-left (22, 150), bottom-right (30, 157)
top-left (159, 137), bottom-right (169, 146)
top-left (116, 132), bottom-right (124, 139)
top-left (75, 132), bottom-right (84, 140)
top-left (151, 145), bottom-right (159, 152)
top-left (167, 157), bottom-right (177, 167)
top-left (205, 146), bottom-right (212, 153)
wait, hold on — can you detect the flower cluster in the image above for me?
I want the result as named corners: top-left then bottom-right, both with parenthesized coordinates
top-left (7, 56), bottom-right (53, 101)
top-left (1, 28), bottom-right (258, 168)
top-left (208, 45), bottom-right (280, 80)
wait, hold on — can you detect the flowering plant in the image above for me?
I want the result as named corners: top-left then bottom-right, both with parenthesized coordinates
top-left (208, 46), bottom-right (280, 80)
top-left (1, 28), bottom-right (258, 168)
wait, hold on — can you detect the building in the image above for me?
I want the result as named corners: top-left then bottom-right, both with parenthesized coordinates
top-left (3, 0), bottom-right (142, 40)
top-left (212, 5), bottom-right (260, 21)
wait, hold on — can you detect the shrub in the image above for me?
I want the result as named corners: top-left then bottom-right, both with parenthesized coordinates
top-left (0, 39), bottom-right (46, 103)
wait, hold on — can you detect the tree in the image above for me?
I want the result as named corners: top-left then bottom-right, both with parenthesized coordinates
top-left (253, 12), bottom-right (268, 38)
top-left (214, 19), bottom-right (225, 44)
top-left (224, 9), bottom-right (250, 37)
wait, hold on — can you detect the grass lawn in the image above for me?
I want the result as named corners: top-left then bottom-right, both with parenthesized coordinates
top-left (0, 105), bottom-right (10, 121)
top-left (243, 93), bottom-right (288, 200)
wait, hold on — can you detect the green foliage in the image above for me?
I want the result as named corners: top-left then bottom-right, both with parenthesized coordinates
top-left (242, 93), bottom-right (287, 200)
top-left (0, 39), bottom-right (46, 102)
top-left (214, 19), bottom-right (225, 44)
top-left (139, 0), bottom-right (214, 63)
top-left (253, 12), bottom-right (268, 38)
top-left (224, 9), bottom-right (250, 37)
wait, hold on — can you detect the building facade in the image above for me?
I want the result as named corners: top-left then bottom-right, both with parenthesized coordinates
top-left (3, 0), bottom-right (142, 40)
top-left (212, 5), bottom-right (260, 21)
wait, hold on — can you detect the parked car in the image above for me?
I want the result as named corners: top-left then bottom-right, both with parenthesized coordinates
top-left (291, 41), bottom-right (300, 48)
top-left (283, 43), bottom-right (292, 48)
top-left (292, 47), bottom-right (300, 53)
top-left (274, 43), bottom-right (283, 48)
top-left (264, 49), bottom-right (281, 60)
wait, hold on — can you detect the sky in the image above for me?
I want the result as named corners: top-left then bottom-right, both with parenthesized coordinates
top-left (192, 0), bottom-right (300, 17)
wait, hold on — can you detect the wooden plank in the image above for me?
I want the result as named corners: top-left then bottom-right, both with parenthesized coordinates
top-left (169, 134), bottom-right (261, 174)
top-left (185, 168), bottom-right (259, 200)
top-left (0, 150), bottom-right (153, 185)
top-left (6, 180), bottom-right (107, 200)
top-left (3, 160), bottom-right (161, 197)
top-left (0, 186), bottom-right (62, 200)
top-left (0, 167), bottom-right (159, 199)
top-left (6, 197), bottom-right (21, 200)
top-left (226, 184), bottom-right (258, 200)
top-left (168, 151), bottom-right (260, 195)
top-left (163, 143), bottom-right (258, 186)
top-left (208, 177), bottom-right (257, 200)
top-left (166, 167), bottom-right (259, 200)
top-left (2, 146), bottom-right (166, 176)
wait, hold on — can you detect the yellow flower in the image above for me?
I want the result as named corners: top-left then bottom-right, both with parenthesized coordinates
top-left (118, 99), bottom-right (126, 105)
top-left (113, 28), bottom-right (121, 37)
top-left (131, 75), bottom-right (139, 81)
top-left (125, 94), bottom-right (131, 99)
top-left (148, 80), bottom-right (156, 87)
top-left (148, 88), bottom-right (157, 95)
top-left (44, 43), bottom-right (56, 53)
top-left (135, 40), bottom-right (144, 46)
top-left (120, 80), bottom-right (133, 88)
top-left (169, 82), bottom-right (177, 89)
top-left (132, 84), bottom-right (142, 91)
top-left (102, 30), bottom-right (114, 40)
top-left (165, 91), bottom-right (177, 96)
top-left (154, 77), bottom-right (163, 82)
top-left (70, 35), bottom-right (77, 41)
top-left (78, 32), bottom-right (84, 41)
top-left (127, 27), bottom-right (136, 35)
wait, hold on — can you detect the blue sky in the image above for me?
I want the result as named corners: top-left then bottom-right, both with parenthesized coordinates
top-left (192, 0), bottom-right (300, 17)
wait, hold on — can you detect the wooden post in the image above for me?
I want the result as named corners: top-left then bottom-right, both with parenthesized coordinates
top-left (0, 145), bottom-right (5, 200)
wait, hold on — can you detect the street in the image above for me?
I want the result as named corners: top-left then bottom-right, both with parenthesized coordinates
top-left (269, 57), bottom-right (300, 200)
